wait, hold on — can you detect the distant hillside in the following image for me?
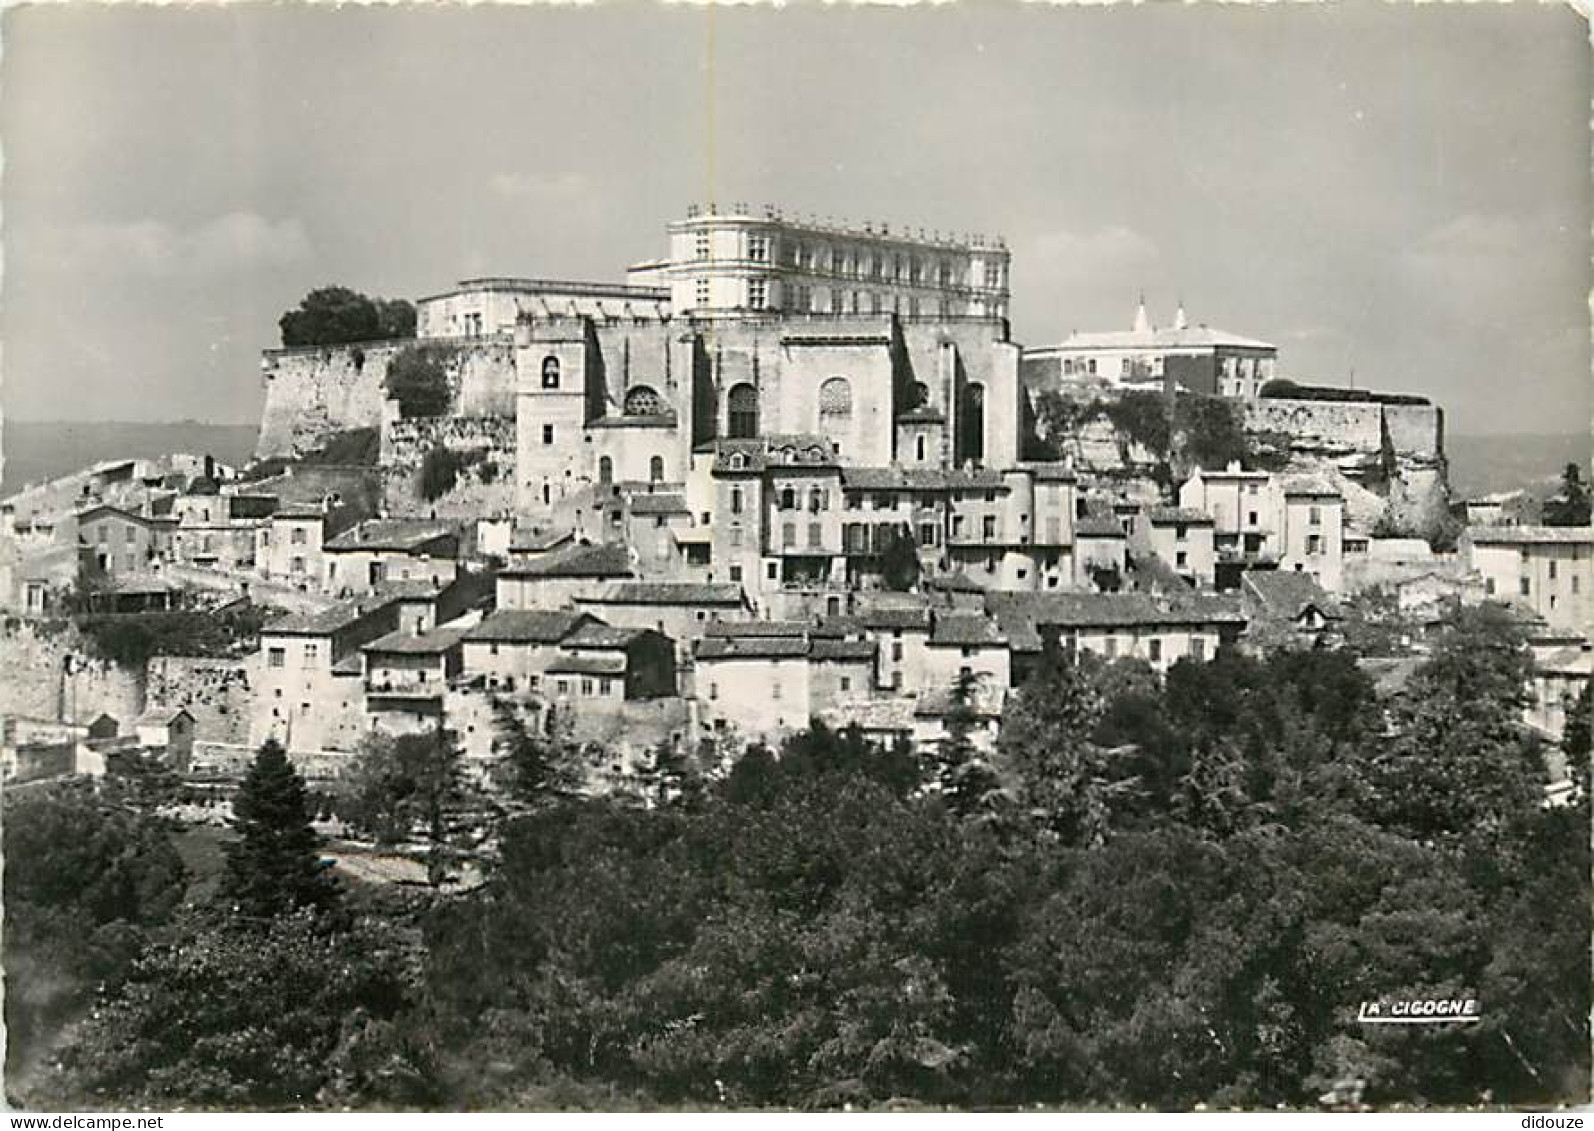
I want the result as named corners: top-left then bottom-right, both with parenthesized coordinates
top-left (2, 420), bottom-right (259, 497)
top-left (1445, 432), bottom-right (1591, 498)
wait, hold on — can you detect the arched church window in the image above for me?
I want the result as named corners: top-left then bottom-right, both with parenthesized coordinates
top-left (727, 384), bottom-right (759, 439)
top-left (624, 386), bottom-right (666, 416)
top-left (541, 356), bottom-right (561, 389)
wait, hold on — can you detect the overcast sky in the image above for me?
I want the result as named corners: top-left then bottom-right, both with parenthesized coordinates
top-left (2, 3), bottom-right (1588, 435)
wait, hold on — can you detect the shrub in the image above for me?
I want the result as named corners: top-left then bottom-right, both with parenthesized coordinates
top-left (386, 346), bottom-right (454, 419)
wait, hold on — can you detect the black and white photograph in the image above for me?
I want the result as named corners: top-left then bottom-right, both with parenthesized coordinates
top-left (0, 1), bottom-right (1589, 1115)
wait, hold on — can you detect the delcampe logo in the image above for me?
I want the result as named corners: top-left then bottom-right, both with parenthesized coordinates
top-left (1357, 998), bottom-right (1482, 1025)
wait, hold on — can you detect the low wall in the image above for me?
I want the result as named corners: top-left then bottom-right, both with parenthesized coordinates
top-left (190, 741), bottom-right (354, 784)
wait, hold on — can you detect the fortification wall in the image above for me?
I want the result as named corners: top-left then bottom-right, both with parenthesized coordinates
top-left (0, 619), bottom-right (145, 726)
top-left (1243, 399), bottom-right (1385, 457)
top-left (145, 655), bottom-right (256, 744)
top-left (381, 413), bottom-right (518, 519)
top-left (1383, 403), bottom-right (1445, 462)
top-left (256, 337), bottom-right (519, 459)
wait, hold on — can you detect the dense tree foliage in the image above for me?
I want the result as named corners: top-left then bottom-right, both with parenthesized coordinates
top-left (223, 740), bottom-right (339, 917)
top-left (279, 287), bottom-right (415, 348)
top-left (4, 780), bottom-right (187, 1086)
top-left (1543, 462), bottom-right (1592, 527)
top-left (386, 346), bottom-right (454, 420)
top-left (25, 607), bottom-right (1588, 1110)
top-left (52, 908), bottom-right (433, 1110)
top-left (1031, 388), bottom-right (1252, 474)
top-left (876, 524), bottom-right (921, 592)
top-left (71, 604), bottom-right (269, 669)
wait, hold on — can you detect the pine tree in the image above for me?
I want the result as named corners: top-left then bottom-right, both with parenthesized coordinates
top-left (491, 699), bottom-right (581, 808)
top-left (934, 670), bottom-right (1002, 818)
top-left (222, 739), bottom-right (337, 917)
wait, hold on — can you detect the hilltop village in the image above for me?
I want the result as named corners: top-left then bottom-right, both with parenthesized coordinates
top-left (2, 204), bottom-right (1589, 789)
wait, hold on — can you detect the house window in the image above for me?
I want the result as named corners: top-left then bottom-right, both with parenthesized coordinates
top-left (748, 235), bottom-right (768, 262)
top-left (543, 425), bottom-right (555, 445)
top-left (1485, 577), bottom-right (1496, 595)
top-left (1149, 639), bottom-right (1162, 663)
top-left (1573, 576), bottom-right (1581, 594)
top-left (650, 456), bottom-right (665, 482)
top-left (695, 279), bottom-right (711, 307)
top-left (771, 681), bottom-right (782, 700)
top-left (809, 487), bottom-right (828, 513)
top-left (782, 523), bottom-right (796, 548)
top-left (731, 488), bottom-right (744, 515)
top-left (982, 516), bottom-right (996, 540)
top-left (1521, 577), bottom-right (1531, 596)
top-left (767, 562), bottom-right (779, 580)
top-left (1309, 505), bottom-right (1322, 526)
top-left (840, 676), bottom-right (851, 692)
top-left (558, 680), bottom-right (570, 695)
top-left (919, 523), bottom-right (936, 548)
top-left (891, 670), bottom-right (903, 690)
top-left (709, 682), bottom-right (718, 700)
top-left (1247, 511), bottom-right (1259, 526)
top-left (268, 647), bottom-right (286, 669)
top-left (891, 642), bottom-right (903, 661)
top-left (1104, 637), bottom-right (1118, 658)
top-left (291, 528), bottom-right (307, 546)
top-left (695, 232), bottom-right (711, 259)
top-left (581, 679), bottom-right (594, 696)
top-left (730, 527), bottom-right (744, 548)
top-left (291, 556), bottom-right (305, 574)
top-left (1176, 550), bottom-right (1188, 569)
top-left (748, 279), bottom-right (767, 309)
top-left (1192, 638), bottom-right (1206, 662)
top-left (1306, 534), bottom-right (1323, 554)
top-left (808, 523), bottom-right (823, 549)
top-left (1549, 560), bottom-right (1558, 581)
top-left (730, 564), bottom-right (743, 583)
top-left (541, 356), bottom-right (560, 389)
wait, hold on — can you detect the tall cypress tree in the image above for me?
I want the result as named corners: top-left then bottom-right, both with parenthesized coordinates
top-left (222, 739), bottom-right (338, 917)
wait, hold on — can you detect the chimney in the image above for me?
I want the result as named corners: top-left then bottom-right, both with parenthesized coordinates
top-left (203, 453), bottom-right (215, 480)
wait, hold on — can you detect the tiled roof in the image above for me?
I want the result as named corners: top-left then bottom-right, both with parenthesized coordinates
top-left (986, 591), bottom-right (1246, 631)
top-left (860, 605), bottom-right (934, 630)
top-left (464, 609), bottom-right (590, 644)
top-left (1241, 570), bottom-right (1342, 621)
top-left (499, 541), bottom-right (634, 578)
top-left (819, 698), bottom-right (917, 731)
top-left (625, 492), bottom-right (690, 516)
top-left (361, 625), bottom-right (466, 655)
top-left (509, 526), bottom-right (574, 552)
top-left (1146, 506), bottom-right (1214, 525)
top-left (926, 570), bottom-right (987, 593)
top-left (325, 518), bottom-right (459, 553)
top-left (375, 578), bottom-right (447, 601)
top-left (810, 638), bottom-right (878, 661)
top-left (697, 636), bottom-right (810, 660)
top-left (546, 653), bottom-right (628, 676)
top-left (841, 467), bottom-right (1006, 492)
top-left (562, 622), bottom-right (648, 650)
top-left (930, 612), bottom-right (1006, 647)
top-left (265, 596), bottom-right (390, 637)
top-left (705, 620), bottom-right (811, 638)
top-left (585, 582), bottom-right (747, 606)
top-left (1466, 525), bottom-right (1594, 546)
